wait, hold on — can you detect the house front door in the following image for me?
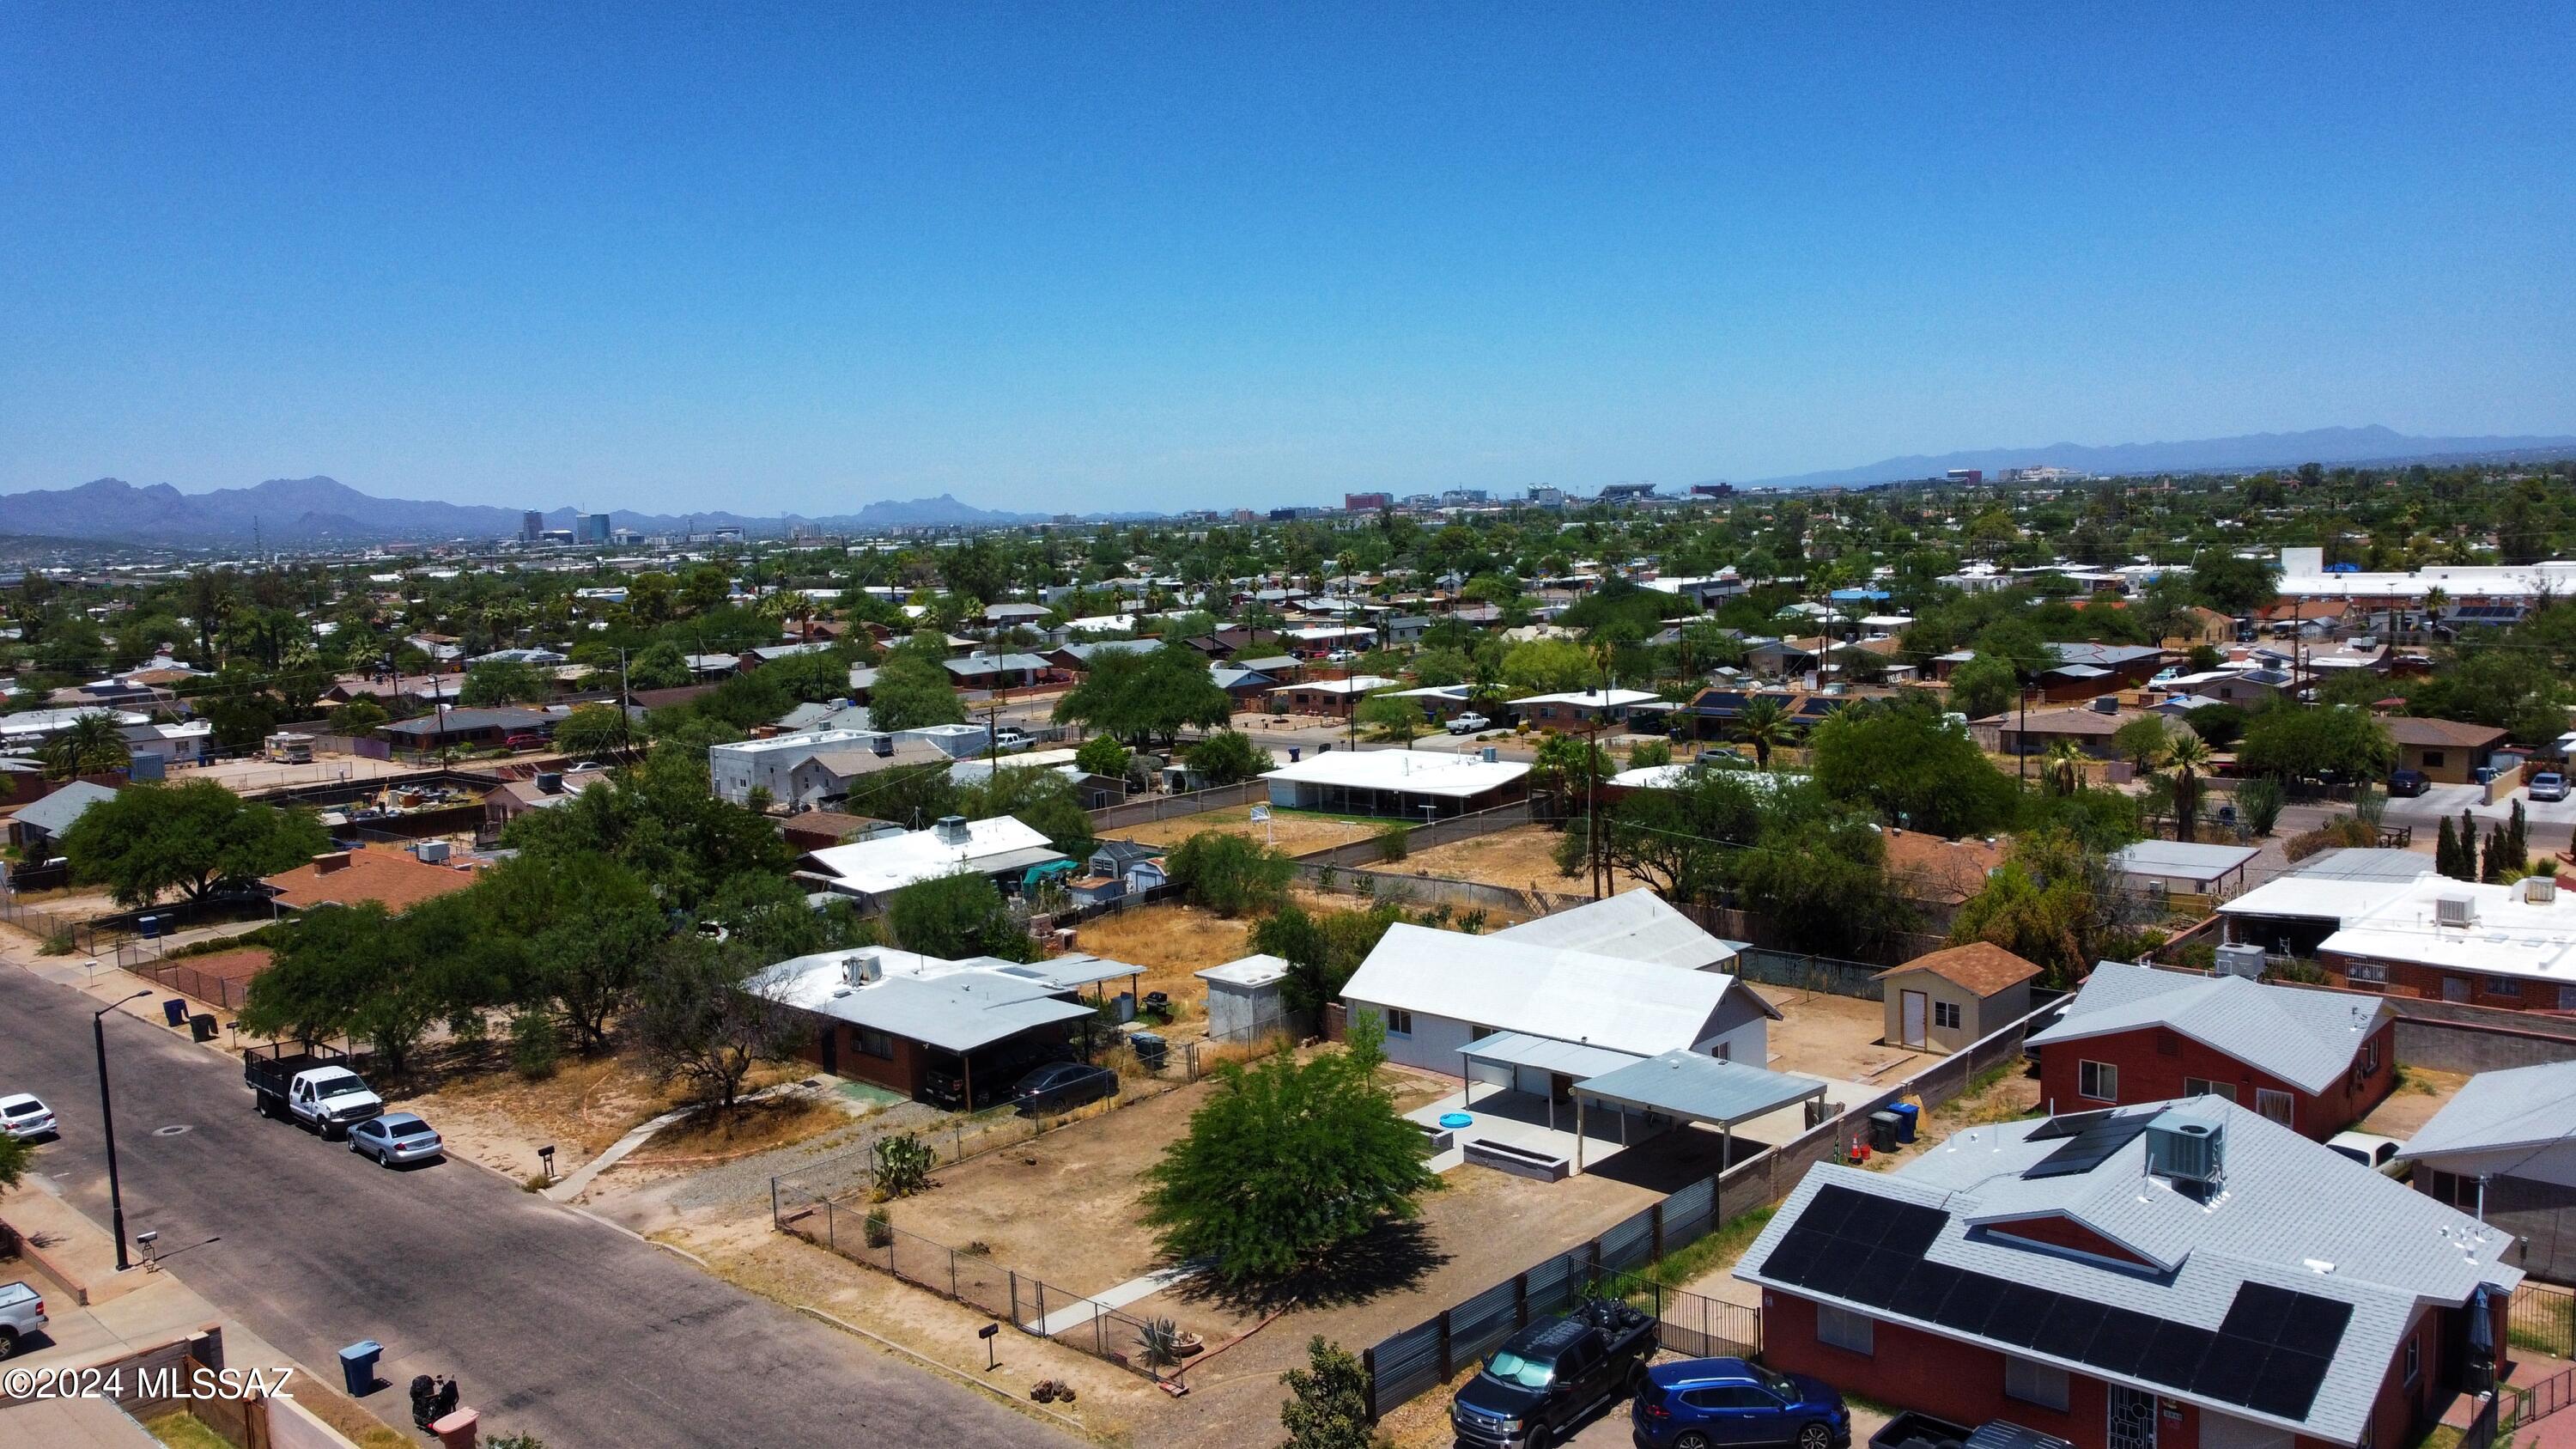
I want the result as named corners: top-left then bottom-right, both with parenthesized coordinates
top-left (1901, 990), bottom-right (1929, 1050)
top-left (2107, 1386), bottom-right (2157, 1449)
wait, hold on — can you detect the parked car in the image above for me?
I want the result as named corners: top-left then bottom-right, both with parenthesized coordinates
top-left (1633, 1357), bottom-right (1848, 1449)
top-left (0, 1093), bottom-right (57, 1142)
top-left (1011, 1062), bottom-right (1119, 1116)
top-left (1447, 712), bottom-right (1492, 735)
top-left (0, 1280), bottom-right (47, 1361)
top-left (2531, 771), bottom-right (2570, 802)
top-left (348, 1112), bottom-right (446, 1167)
top-left (1869, 1413), bottom-right (2075, 1449)
top-left (1452, 1299), bottom-right (1656, 1449)
top-left (2387, 769), bottom-right (2431, 797)
top-left (245, 1044), bottom-right (385, 1140)
top-left (502, 732), bottom-right (553, 750)
top-left (992, 728), bottom-right (1031, 750)
top-left (2328, 1129), bottom-right (2409, 1176)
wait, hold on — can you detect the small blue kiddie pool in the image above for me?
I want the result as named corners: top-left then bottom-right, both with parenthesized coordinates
top-left (1438, 1111), bottom-right (1474, 1129)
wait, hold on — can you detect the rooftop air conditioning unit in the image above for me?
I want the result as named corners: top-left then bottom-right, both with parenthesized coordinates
top-left (2092, 696), bottom-right (2121, 714)
top-left (413, 840), bottom-right (452, 864)
top-left (843, 951), bottom-right (884, 985)
top-left (2437, 895), bottom-right (2478, 928)
top-left (933, 814), bottom-right (970, 844)
top-left (2521, 876), bottom-right (2559, 905)
top-left (2213, 942), bottom-right (2266, 980)
top-left (2147, 1114), bottom-right (2225, 1192)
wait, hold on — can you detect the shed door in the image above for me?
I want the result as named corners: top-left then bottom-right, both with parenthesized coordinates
top-left (1901, 990), bottom-right (1929, 1050)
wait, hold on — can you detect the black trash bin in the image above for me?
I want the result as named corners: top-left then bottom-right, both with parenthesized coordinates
top-left (1868, 1110), bottom-right (1902, 1154)
top-left (1131, 1032), bottom-right (1168, 1072)
top-left (190, 1014), bottom-right (219, 1043)
top-left (337, 1340), bottom-right (383, 1396)
top-left (161, 998), bottom-right (189, 1028)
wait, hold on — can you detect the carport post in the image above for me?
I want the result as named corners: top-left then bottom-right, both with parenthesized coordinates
top-left (1574, 1093), bottom-right (1585, 1172)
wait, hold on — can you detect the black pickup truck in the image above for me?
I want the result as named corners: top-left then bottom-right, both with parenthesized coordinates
top-left (1870, 1412), bottom-right (2075, 1449)
top-left (1452, 1299), bottom-right (1657, 1449)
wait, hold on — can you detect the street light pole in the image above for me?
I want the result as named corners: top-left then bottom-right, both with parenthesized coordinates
top-left (94, 989), bottom-right (151, 1271)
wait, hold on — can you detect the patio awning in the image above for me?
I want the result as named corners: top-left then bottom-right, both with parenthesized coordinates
top-left (1459, 1031), bottom-right (1643, 1081)
top-left (1571, 1051), bottom-right (1829, 1128)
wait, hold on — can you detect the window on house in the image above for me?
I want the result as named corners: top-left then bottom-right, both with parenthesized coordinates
top-left (2561, 984), bottom-right (2576, 1011)
top-left (2404, 1334), bottom-right (2421, 1385)
top-left (2004, 1357), bottom-right (2070, 1412)
top-left (854, 1028), bottom-right (896, 1060)
top-left (2079, 1061), bottom-right (2118, 1101)
top-left (2427, 1169), bottom-right (2481, 1211)
top-left (1934, 1001), bottom-right (1962, 1030)
top-left (2345, 960), bottom-right (2389, 984)
top-left (2360, 1039), bottom-right (2381, 1074)
top-left (1817, 1306), bottom-right (1874, 1355)
top-left (2489, 976), bottom-right (2523, 999)
top-left (2256, 1088), bottom-right (2295, 1129)
top-left (2444, 977), bottom-right (2471, 1002)
top-left (1385, 1008), bottom-right (1413, 1037)
top-left (2423, 752), bottom-right (2445, 769)
top-left (2183, 1077), bottom-right (2238, 1103)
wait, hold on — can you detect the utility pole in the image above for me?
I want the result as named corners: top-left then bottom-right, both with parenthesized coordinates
top-left (94, 990), bottom-right (151, 1271)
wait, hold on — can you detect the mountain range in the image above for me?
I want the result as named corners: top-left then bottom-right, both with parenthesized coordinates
top-left (0, 478), bottom-right (1045, 547)
top-left (1729, 425), bottom-right (2576, 490)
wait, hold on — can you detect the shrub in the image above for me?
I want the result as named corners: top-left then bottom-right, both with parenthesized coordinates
top-left (1376, 824), bottom-right (1409, 862)
top-left (2234, 776), bottom-right (2286, 837)
top-left (863, 1206), bottom-right (894, 1248)
top-left (510, 1010), bottom-right (561, 1081)
top-left (1166, 831), bottom-right (1295, 916)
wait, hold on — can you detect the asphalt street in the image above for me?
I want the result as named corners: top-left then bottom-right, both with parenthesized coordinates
top-left (0, 962), bottom-right (1072, 1449)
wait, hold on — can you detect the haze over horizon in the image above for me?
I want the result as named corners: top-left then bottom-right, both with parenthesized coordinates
top-left (4, 7), bottom-right (2571, 514)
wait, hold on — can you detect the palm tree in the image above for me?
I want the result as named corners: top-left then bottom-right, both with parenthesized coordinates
top-left (2419, 585), bottom-right (2450, 642)
top-left (43, 712), bottom-right (131, 781)
top-left (2044, 739), bottom-right (2087, 796)
top-left (2164, 733), bottom-right (2215, 843)
top-left (1735, 696), bottom-right (1792, 770)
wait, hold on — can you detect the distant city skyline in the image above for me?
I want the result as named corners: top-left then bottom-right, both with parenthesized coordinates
top-left (3, 7), bottom-right (2570, 514)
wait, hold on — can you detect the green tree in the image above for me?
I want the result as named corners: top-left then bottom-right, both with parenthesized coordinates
top-left (1050, 645), bottom-right (1231, 747)
top-left (634, 935), bottom-right (799, 1112)
top-left (1498, 638), bottom-right (1595, 697)
top-left (1356, 691), bottom-right (1429, 749)
top-left (1279, 1337), bottom-right (1379, 1449)
top-left (1946, 830), bottom-right (2105, 987)
top-left (61, 781), bottom-right (330, 908)
top-left (2189, 550), bottom-right (2281, 616)
top-left (461, 660), bottom-right (549, 706)
top-left (41, 712), bottom-right (132, 780)
top-left (1139, 1015), bottom-right (1435, 1288)
top-left (479, 849), bottom-right (665, 1052)
top-left (552, 703), bottom-right (635, 760)
top-left (2112, 715), bottom-right (2175, 774)
top-left (1073, 734), bottom-right (1131, 779)
top-left (332, 697), bottom-right (390, 734)
top-left (1733, 695), bottom-right (1795, 769)
top-left (957, 764), bottom-right (1095, 859)
top-left (627, 640), bottom-right (693, 691)
top-left (1809, 699), bottom-right (2019, 837)
top-left (2435, 814), bottom-right (2465, 880)
top-left (1252, 899), bottom-right (1409, 1018)
top-left (1945, 654), bottom-right (2019, 720)
top-left (885, 871), bottom-right (1028, 959)
top-left (1731, 807), bottom-right (1917, 958)
top-left (0, 1130), bottom-right (27, 1196)
top-left (501, 747), bottom-right (792, 912)
top-left (1182, 729), bottom-right (1269, 787)
top-left (1166, 831), bottom-right (1296, 916)
top-left (866, 649), bottom-right (968, 734)
top-left (2235, 705), bottom-right (2396, 788)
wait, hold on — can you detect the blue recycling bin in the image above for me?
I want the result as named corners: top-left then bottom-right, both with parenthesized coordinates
top-left (161, 998), bottom-right (189, 1028)
top-left (337, 1340), bottom-right (383, 1396)
top-left (1891, 1102), bottom-right (1920, 1144)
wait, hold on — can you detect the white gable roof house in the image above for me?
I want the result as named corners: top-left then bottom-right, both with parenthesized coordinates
top-left (1491, 891), bottom-right (1744, 973)
top-left (2397, 1059), bottom-right (2576, 1285)
top-left (793, 815), bottom-right (1066, 910)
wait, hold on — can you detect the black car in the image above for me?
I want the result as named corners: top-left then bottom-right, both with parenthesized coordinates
top-left (1452, 1299), bottom-right (1656, 1449)
top-left (1012, 1062), bottom-right (1119, 1116)
top-left (2388, 769), bottom-right (2430, 797)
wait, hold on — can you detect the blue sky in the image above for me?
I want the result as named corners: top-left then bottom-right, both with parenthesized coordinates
top-left (3, 5), bottom-right (2570, 514)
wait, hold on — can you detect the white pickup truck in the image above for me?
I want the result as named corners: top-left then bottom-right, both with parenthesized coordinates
top-left (0, 1280), bottom-right (46, 1359)
top-left (245, 1044), bottom-right (385, 1140)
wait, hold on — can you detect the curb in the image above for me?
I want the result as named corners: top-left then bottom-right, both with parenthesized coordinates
top-left (791, 1305), bottom-right (1089, 1432)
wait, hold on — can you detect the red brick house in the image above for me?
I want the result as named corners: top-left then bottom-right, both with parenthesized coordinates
top-left (1739, 1097), bottom-right (2518, 1449)
top-left (2026, 962), bottom-right (2395, 1140)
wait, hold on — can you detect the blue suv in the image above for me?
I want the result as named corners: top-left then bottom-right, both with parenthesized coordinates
top-left (1631, 1358), bottom-right (1848, 1449)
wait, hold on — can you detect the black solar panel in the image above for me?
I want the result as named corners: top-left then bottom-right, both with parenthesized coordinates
top-left (1988, 1285), bottom-right (2063, 1349)
top-left (1886, 1260), bottom-right (1965, 1322)
top-left (2026, 1108), bottom-right (2117, 1142)
top-left (2245, 1350), bottom-right (2332, 1420)
top-left (2082, 1307), bottom-right (2162, 1376)
top-left (2219, 1282), bottom-right (2299, 1344)
top-left (2137, 1322), bottom-right (2216, 1387)
top-left (2036, 1297), bottom-right (2110, 1361)
top-left (1801, 1185), bottom-right (1862, 1238)
top-left (2275, 1294), bottom-right (2354, 1360)
top-left (1932, 1275), bottom-right (2005, 1336)
top-left (2025, 1116), bottom-right (2159, 1179)
top-left (1883, 1202), bottom-right (1949, 1257)
top-left (2191, 1336), bottom-right (2270, 1404)
top-left (1836, 1194), bottom-right (1904, 1245)
top-left (1759, 1228), bottom-right (1828, 1286)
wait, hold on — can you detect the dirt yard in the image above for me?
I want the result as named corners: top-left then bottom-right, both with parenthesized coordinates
top-left (1396, 822), bottom-right (1631, 895)
top-left (1756, 986), bottom-right (1921, 1084)
top-left (1062, 904), bottom-right (1257, 1006)
top-left (2360, 1064), bottom-right (2471, 1139)
top-left (1105, 805), bottom-right (1387, 855)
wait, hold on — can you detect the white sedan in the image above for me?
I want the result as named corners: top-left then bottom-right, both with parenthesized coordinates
top-left (0, 1094), bottom-right (58, 1142)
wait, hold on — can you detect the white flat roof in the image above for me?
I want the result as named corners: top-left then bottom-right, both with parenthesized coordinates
top-left (1267, 675), bottom-right (1399, 696)
top-left (2107, 840), bottom-right (2262, 882)
top-left (713, 728), bottom-right (878, 757)
top-left (1197, 953), bottom-right (1291, 989)
top-left (2318, 876), bottom-right (2576, 983)
top-left (800, 817), bottom-right (1062, 897)
top-left (1508, 688), bottom-right (1661, 708)
top-left (1263, 748), bottom-right (1529, 798)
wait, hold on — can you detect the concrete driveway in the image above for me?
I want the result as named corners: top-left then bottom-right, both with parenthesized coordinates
top-left (2385, 780), bottom-right (2576, 835)
top-left (0, 959), bottom-right (1072, 1449)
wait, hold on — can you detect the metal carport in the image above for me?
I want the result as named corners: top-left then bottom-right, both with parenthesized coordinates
top-left (1569, 1051), bottom-right (1831, 1172)
top-left (1456, 1031), bottom-right (1643, 1132)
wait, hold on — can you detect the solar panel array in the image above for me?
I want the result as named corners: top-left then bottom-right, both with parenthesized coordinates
top-left (2023, 1114), bottom-right (2160, 1180)
top-left (1759, 1185), bottom-right (2352, 1423)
